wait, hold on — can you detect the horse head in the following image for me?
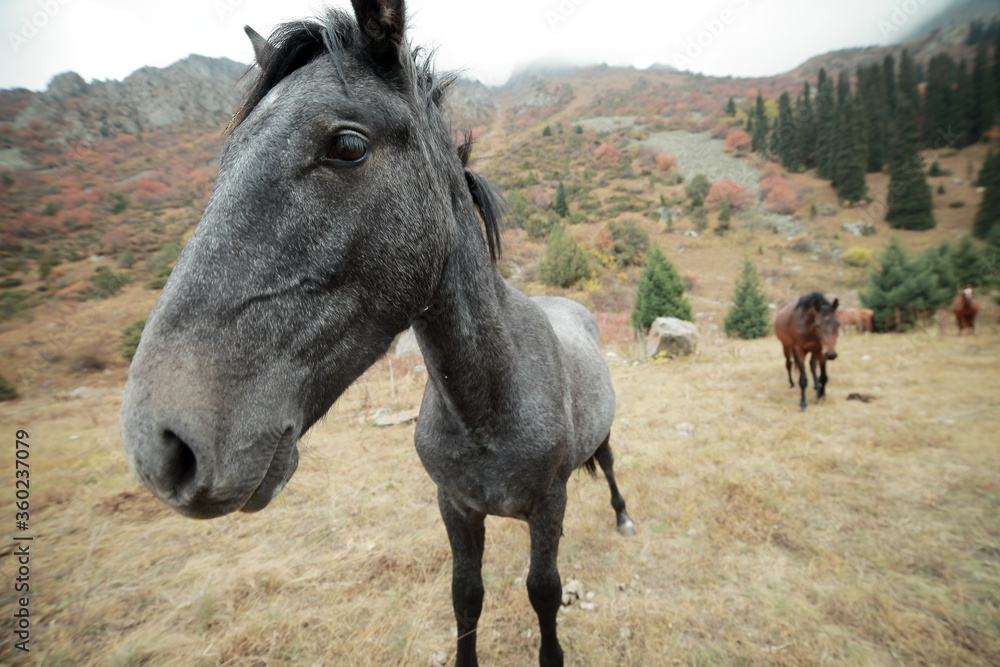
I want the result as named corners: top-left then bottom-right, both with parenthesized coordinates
top-left (808, 296), bottom-right (839, 360)
top-left (120, 0), bottom-right (499, 519)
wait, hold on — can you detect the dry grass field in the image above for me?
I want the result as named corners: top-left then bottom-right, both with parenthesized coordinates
top-left (2, 309), bottom-right (998, 666)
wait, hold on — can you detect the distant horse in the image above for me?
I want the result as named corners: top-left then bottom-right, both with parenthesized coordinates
top-left (952, 285), bottom-right (980, 335)
top-left (837, 308), bottom-right (874, 334)
top-left (118, 3), bottom-right (633, 666)
top-left (774, 292), bottom-right (840, 411)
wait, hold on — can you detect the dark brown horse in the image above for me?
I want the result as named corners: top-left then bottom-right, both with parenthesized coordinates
top-left (774, 292), bottom-right (840, 411)
top-left (951, 286), bottom-right (980, 335)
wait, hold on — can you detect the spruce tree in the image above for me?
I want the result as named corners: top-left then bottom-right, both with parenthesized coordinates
top-left (923, 54), bottom-right (954, 146)
top-left (724, 256), bottom-right (771, 339)
top-left (815, 71), bottom-right (837, 180)
top-left (553, 182), bottom-right (569, 218)
top-left (861, 237), bottom-right (943, 331)
top-left (898, 50), bottom-right (920, 110)
top-left (836, 69), bottom-right (851, 109)
top-left (886, 94), bottom-right (935, 230)
top-left (951, 234), bottom-right (988, 286)
top-left (776, 92), bottom-right (802, 171)
top-left (751, 90), bottom-right (769, 154)
top-left (631, 245), bottom-right (692, 332)
top-left (726, 96), bottom-right (737, 116)
top-left (922, 243), bottom-right (958, 295)
top-left (795, 81), bottom-right (816, 169)
top-left (835, 95), bottom-right (868, 205)
top-left (974, 149), bottom-right (1000, 239)
top-left (883, 54), bottom-right (897, 113)
top-left (971, 44), bottom-right (997, 143)
top-left (860, 63), bottom-right (890, 172)
top-left (953, 59), bottom-right (974, 147)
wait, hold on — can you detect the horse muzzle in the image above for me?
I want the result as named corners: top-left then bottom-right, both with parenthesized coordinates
top-left (824, 351), bottom-right (838, 361)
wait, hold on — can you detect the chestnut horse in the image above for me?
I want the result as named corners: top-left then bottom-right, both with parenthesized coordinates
top-left (836, 308), bottom-right (873, 334)
top-left (952, 286), bottom-right (980, 335)
top-left (774, 292), bottom-right (840, 411)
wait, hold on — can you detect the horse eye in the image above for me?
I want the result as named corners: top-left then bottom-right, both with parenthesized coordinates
top-left (323, 132), bottom-right (368, 165)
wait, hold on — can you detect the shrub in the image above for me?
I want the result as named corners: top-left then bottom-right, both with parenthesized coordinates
top-left (861, 237), bottom-right (948, 331)
top-left (685, 173), bottom-right (712, 202)
top-left (0, 374), bottom-right (17, 401)
top-left (706, 179), bottom-right (754, 210)
top-left (539, 225), bottom-right (592, 288)
top-left (597, 219), bottom-right (649, 267)
top-left (763, 184), bottom-right (798, 214)
top-left (89, 267), bottom-right (131, 299)
top-left (724, 257), bottom-right (770, 339)
top-left (148, 241), bottom-right (182, 278)
top-left (722, 129), bottom-right (752, 154)
top-left (553, 182), bottom-right (569, 218)
top-left (843, 247), bottom-right (873, 268)
top-left (38, 256), bottom-right (58, 279)
top-left (119, 319), bottom-right (146, 362)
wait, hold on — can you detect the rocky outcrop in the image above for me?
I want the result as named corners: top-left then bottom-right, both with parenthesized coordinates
top-left (644, 317), bottom-right (699, 357)
top-left (13, 55), bottom-right (247, 146)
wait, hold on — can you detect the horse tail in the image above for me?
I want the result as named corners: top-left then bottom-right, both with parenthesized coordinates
top-left (581, 455), bottom-right (598, 477)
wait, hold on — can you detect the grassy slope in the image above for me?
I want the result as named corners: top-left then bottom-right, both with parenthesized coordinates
top-left (1, 318), bottom-right (998, 665)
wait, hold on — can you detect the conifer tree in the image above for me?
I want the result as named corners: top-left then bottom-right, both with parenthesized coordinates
top-left (835, 95), bottom-right (868, 204)
top-left (726, 96), bottom-right (737, 116)
top-left (815, 71), bottom-right (837, 180)
top-left (836, 69), bottom-right (851, 108)
top-left (923, 54), bottom-right (954, 146)
top-left (951, 234), bottom-right (988, 286)
top-left (886, 94), bottom-right (935, 230)
top-left (974, 149), bottom-right (1000, 239)
top-left (883, 54), bottom-right (897, 113)
top-left (751, 90), bottom-right (769, 154)
top-left (724, 256), bottom-right (771, 339)
top-left (795, 81), bottom-right (816, 169)
top-left (631, 245), bottom-right (692, 332)
top-left (858, 63), bottom-right (890, 172)
top-left (953, 59), bottom-right (974, 147)
top-left (553, 182), bottom-right (569, 218)
top-left (971, 44), bottom-right (998, 143)
top-left (898, 50), bottom-right (920, 110)
top-left (861, 237), bottom-right (944, 331)
top-left (922, 243), bottom-right (958, 295)
top-left (776, 91), bottom-right (802, 171)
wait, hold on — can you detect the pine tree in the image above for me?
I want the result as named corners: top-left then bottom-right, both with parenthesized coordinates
top-left (631, 246), bottom-right (692, 332)
top-left (726, 96), bottom-right (737, 116)
top-left (860, 63), bottom-right (890, 172)
top-left (835, 95), bottom-right (868, 204)
top-left (953, 59), bottom-right (974, 147)
top-left (974, 149), bottom-right (1000, 239)
top-left (922, 243), bottom-right (958, 295)
top-left (815, 71), bottom-right (837, 180)
top-left (883, 54), bottom-right (897, 114)
top-left (539, 225), bottom-right (591, 288)
top-left (751, 90), bottom-right (769, 154)
top-left (836, 69), bottom-right (851, 108)
top-left (861, 237), bottom-right (944, 331)
top-left (553, 182), bottom-right (569, 218)
top-left (886, 95), bottom-right (935, 230)
top-left (898, 50), bottom-right (920, 111)
top-left (724, 256), bottom-right (771, 339)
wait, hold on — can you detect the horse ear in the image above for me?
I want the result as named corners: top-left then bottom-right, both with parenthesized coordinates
top-left (350, 0), bottom-right (406, 66)
top-left (831, 298), bottom-right (839, 311)
top-left (244, 26), bottom-right (274, 65)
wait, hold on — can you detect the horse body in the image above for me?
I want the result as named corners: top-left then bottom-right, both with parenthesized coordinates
top-left (952, 286), bottom-right (980, 335)
top-left (774, 292), bottom-right (840, 411)
top-left (119, 2), bottom-right (631, 665)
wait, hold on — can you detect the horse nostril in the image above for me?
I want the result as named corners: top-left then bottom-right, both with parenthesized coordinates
top-left (161, 429), bottom-right (198, 496)
top-left (826, 352), bottom-right (838, 360)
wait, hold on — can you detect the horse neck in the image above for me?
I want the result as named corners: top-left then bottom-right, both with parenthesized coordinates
top-left (414, 222), bottom-right (516, 428)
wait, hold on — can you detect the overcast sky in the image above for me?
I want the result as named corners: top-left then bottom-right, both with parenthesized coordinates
top-left (1, 0), bottom-right (958, 92)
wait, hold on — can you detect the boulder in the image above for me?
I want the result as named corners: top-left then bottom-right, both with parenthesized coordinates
top-left (842, 221), bottom-right (877, 237)
top-left (644, 317), bottom-right (699, 357)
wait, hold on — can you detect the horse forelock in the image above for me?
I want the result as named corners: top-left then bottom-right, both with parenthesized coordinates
top-left (795, 291), bottom-right (834, 315)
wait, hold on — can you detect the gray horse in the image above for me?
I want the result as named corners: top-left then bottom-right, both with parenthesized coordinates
top-left (120, 2), bottom-right (634, 664)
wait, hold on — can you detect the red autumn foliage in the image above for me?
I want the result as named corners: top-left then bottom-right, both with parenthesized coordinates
top-left (758, 174), bottom-right (786, 200)
top-left (712, 123), bottom-right (729, 139)
top-left (128, 180), bottom-right (170, 205)
top-left (722, 129), bottom-right (751, 154)
top-left (763, 184), bottom-right (798, 214)
top-left (654, 153), bottom-right (677, 171)
top-left (706, 179), bottom-right (754, 210)
top-left (593, 143), bottom-right (620, 162)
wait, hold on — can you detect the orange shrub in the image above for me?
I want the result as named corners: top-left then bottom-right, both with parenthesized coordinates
top-left (763, 184), bottom-right (798, 214)
top-left (706, 179), bottom-right (754, 210)
top-left (722, 130), bottom-right (751, 154)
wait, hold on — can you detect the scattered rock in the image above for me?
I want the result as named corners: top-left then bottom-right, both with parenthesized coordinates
top-left (579, 602), bottom-right (597, 611)
top-left (675, 422), bottom-right (694, 437)
top-left (816, 202), bottom-right (837, 216)
top-left (427, 651), bottom-right (448, 665)
top-left (645, 317), bottom-right (699, 357)
top-left (842, 221), bottom-right (877, 237)
top-left (373, 409), bottom-right (419, 427)
top-left (951, 178), bottom-right (964, 185)
top-left (69, 386), bottom-right (103, 399)
top-left (561, 579), bottom-right (586, 606)
top-left (684, 230), bottom-right (699, 238)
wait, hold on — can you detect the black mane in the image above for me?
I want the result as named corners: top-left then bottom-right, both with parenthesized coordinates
top-left (796, 291), bottom-right (833, 312)
top-left (229, 10), bottom-right (504, 263)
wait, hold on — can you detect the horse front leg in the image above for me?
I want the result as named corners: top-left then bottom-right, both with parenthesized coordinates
top-left (809, 354), bottom-right (824, 401)
top-left (438, 489), bottom-right (486, 667)
top-left (594, 435), bottom-right (636, 537)
top-left (817, 355), bottom-right (828, 401)
top-left (528, 484), bottom-right (568, 667)
top-left (794, 349), bottom-right (808, 411)
top-left (783, 345), bottom-right (794, 388)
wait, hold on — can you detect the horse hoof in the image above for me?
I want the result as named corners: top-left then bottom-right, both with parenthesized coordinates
top-left (800, 405), bottom-right (807, 412)
top-left (617, 520), bottom-right (636, 537)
